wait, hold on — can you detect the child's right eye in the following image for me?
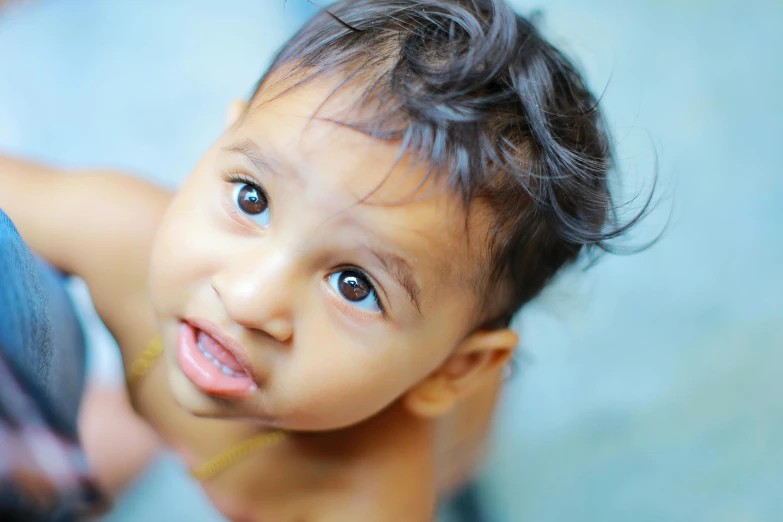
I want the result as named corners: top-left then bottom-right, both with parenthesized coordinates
top-left (229, 178), bottom-right (270, 228)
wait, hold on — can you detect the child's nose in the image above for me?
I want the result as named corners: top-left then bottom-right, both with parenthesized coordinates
top-left (210, 247), bottom-right (295, 344)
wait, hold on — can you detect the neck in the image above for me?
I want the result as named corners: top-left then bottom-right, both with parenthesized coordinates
top-left (293, 400), bottom-right (439, 520)
top-left (204, 400), bottom-right (439, 521)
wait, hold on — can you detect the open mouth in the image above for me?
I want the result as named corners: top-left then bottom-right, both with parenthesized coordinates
top-left (176, 321), bottom-right (257, 399)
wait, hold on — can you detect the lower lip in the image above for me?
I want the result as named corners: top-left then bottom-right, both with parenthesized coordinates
top-left (176, 322), bottom-right (257, 399)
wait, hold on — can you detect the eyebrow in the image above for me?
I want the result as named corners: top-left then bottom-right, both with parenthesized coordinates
top-left (371, 249), bottom-right (422, 316)
top-left (223, 139), bottom-right (300, 182)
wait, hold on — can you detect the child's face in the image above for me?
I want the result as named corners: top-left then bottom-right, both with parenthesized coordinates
top-left (149, 79), bottom-right (493, 430)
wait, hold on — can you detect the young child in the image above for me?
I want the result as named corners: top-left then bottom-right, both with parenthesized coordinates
top-left (1, 0), bottom-right (644, 520)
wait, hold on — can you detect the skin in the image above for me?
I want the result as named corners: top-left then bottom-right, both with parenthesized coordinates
top-left (0, 77), bottom-right (518, 521)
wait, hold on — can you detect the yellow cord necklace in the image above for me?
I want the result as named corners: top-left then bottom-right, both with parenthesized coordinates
top-left (127, 337), bottom-right (285, 482)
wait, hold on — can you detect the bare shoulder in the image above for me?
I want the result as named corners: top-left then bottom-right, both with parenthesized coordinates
top-left (0, 155), bottom-right (172, 336)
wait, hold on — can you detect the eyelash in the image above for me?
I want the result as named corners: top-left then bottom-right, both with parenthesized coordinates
top-left (221, 171), bottom-right (388, 320)
top-left (224, 172), bottom-right (267, 198)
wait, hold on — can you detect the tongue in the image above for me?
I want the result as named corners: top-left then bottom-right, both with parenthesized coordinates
top-left (197, 330), bottom-right (245, 373)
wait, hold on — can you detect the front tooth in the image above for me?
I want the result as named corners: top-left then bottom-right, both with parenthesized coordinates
top-left (221, 365), bottom-right (235, 376)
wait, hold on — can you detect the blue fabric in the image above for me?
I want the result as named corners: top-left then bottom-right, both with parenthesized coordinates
top-left (0, 208), bottom-right (85, 438)
top-left (0, 208), bottom-right (89, 520)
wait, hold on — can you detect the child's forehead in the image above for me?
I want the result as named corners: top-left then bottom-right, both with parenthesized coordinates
top-left (239, 80), bottom-right (449, 214)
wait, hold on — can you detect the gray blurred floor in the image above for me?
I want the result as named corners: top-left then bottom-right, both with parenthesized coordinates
top-left (1, 0), bottom-right (781, 521)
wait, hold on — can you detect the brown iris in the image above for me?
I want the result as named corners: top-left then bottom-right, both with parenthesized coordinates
top-left (237, 184), bottom-right (268, 215)
top-left (338, 271), bottom-right (371, 301)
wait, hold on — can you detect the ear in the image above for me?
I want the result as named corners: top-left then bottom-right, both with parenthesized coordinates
top-left (403, 328), bottom-right (518, 419)
top-left (225, 99), bottom-right (249, 129)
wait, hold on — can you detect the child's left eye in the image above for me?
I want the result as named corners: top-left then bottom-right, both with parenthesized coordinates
top-left (328, 270), bottom-right (382, 313)
top-left (232, 182), bottom-right (270, 227)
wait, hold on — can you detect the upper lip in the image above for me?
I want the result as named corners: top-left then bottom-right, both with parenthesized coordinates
top-left (185, 317), bottom-right (260, 384)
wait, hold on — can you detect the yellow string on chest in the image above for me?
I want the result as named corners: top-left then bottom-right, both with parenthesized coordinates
top-left (128, 336), bottom-right (285, 482)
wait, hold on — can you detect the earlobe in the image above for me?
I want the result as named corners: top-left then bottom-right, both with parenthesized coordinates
top-left (403, 377), bottom-right (455, 418)
top-left (403, 328), bottom-right (518, 419)
top-left (225, 100), bottom-right (249, 129)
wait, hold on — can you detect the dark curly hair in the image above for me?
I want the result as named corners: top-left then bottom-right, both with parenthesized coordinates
top-left (251, 0), bottom-right (651, 327)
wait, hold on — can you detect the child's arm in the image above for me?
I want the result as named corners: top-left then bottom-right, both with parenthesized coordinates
top-left (0, 154), bottom-right (170, 334)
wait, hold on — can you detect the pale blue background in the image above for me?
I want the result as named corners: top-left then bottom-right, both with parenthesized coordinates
top-left (1, 1), bottom-right (780, 521)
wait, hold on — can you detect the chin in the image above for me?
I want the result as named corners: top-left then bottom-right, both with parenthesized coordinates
top-left (168, 368), bottom-right (228, 417)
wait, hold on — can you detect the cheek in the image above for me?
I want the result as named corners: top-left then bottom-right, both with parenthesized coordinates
top-left (276, 327), bottom-right (433, 430)
top-left (149, 194), bottom-right (221, 315)
top-left (286, 357), bottom-right (404, 429)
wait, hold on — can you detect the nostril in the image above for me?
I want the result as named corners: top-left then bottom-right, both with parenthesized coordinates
top-left (265, 317), bottom-right (294, 344)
